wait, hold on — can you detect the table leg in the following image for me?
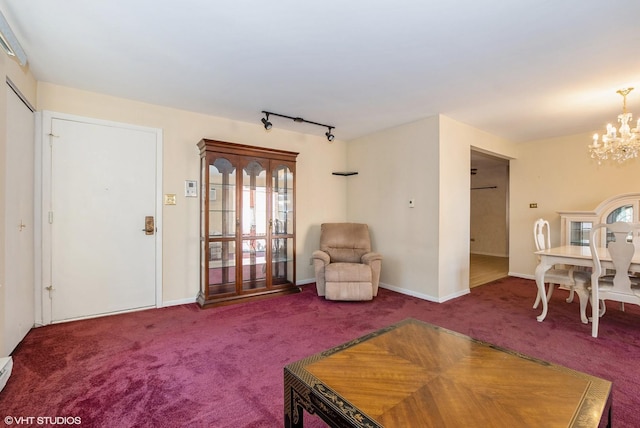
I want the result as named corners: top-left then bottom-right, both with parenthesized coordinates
top-left (284, 371), bottom-right (306, 428)
top-left (534, 260), bottom-right (552, 322)
top-left (284, 385), bottom-right (303, 428)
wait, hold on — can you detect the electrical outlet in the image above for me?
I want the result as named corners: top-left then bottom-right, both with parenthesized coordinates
top-left (529, 203), bottom-right (538, 208)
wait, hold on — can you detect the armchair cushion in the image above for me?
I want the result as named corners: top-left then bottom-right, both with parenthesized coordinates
top-left (326, 263), bottom-right (372, 283)
top-left (325, 282), bottom-right (373, 301)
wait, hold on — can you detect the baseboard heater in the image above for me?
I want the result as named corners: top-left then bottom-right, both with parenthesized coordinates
top-left (0, 357), bottom-right (13, 392)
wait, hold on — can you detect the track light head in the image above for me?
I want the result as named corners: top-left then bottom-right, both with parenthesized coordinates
top-left (261, 113), bottom-right (272, 130)
top-left (325, 127), bottom-right (335, 142)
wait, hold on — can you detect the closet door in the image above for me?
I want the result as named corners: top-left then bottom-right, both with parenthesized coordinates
top-left (4, 84), bottom-right (35, 355)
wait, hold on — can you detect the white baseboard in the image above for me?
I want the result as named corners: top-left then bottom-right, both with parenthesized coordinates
top-left (379, 283), bottom-right (470, 303)
top-left (162, 296), bottom-right (197, 307)
top-left (508, 272), bottom-right (535, 280)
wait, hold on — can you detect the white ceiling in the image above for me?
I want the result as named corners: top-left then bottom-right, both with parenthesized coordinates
top-left (2, 0), bottom-right (640, 142)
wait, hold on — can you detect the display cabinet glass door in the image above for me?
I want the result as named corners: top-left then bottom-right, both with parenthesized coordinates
top-left (206, 156), bottom-right (237, 297)
top-left (271, 163), bottom-right (294, 285)
top-left (242, 158), bottom-right (268, 291)
top-left (569, 221), bottom-right (592, 247)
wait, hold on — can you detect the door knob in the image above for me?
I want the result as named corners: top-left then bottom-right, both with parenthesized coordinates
top-left (142, 216), bottom-right (155, 235)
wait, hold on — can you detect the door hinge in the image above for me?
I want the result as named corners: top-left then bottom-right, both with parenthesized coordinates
top-left (48, 132), bottom-right (59, 147)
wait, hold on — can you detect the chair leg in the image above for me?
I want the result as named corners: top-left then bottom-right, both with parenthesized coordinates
top-left (592, 306), bottom-right (599, 338)
top-left (587, 299), bottom-right (606, 322)
top-left (575, 288), bottom-right (589, 324)
top-left (533, 283), bottom-right (554, 309)
top-left (591, 289), bottom-right (600, 337)
top-left (565, 286), bottom-right (575, 303)
top-left (546, 283), bottom-right (555, 302)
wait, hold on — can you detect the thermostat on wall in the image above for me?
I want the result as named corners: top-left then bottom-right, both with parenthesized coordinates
top-left (185, 180), bottom-right (197, 197)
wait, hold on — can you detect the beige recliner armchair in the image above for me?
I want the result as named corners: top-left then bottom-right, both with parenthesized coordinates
top-left (312, 223), bottom-right (383, 301)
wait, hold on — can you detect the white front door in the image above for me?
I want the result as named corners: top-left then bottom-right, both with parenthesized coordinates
top-left (41, 113), bottom-right (162, 323)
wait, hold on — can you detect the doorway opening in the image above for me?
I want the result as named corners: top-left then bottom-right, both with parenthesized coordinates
top-left (470, 149), bottom-right (509, 288)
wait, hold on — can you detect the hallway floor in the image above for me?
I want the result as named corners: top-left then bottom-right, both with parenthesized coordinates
top-left (469, 254), bottom-right (509, 288)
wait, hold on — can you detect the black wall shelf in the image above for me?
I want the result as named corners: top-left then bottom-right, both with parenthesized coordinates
top-left (332, 172), bottom-right (358, 176)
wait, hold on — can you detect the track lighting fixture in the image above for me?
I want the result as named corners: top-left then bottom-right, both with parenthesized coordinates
top-left (325, 127), bottom-right (335, 142)
top-left (261, 113), bottom-right (273, 130)
top-left (261, 110), bottom-right (336, 141)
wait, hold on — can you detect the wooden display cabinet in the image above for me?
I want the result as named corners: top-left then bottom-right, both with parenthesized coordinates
top-left (197, 139), bottom-right (300, 308)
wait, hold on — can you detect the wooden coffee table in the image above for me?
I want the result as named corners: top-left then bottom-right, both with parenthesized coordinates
top-left (284, 318), bottom-right (611, 427)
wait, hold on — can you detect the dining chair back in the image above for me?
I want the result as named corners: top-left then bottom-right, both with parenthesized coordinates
top-left (589, 222), bottom-right (640, 337)
top-left (533, 218), bottom-right (591, 323)
top-left (533, 218), bottom-right (551, 252)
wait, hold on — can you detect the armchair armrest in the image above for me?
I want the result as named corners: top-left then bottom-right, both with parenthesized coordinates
top-left (361, 252), bottom-right (383, 264)
top-left (361, 252), bottom-right (383, 297)
top-left (312, 250), bottom-right (330, 297)
top-left (312, 250), bottom-right (330, 265)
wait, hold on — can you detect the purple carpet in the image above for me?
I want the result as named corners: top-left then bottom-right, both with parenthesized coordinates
top-left (1, 277), bottom-right (638, 427)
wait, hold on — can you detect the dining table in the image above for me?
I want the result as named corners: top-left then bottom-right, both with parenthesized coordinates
top-left (534, 245), bottom-right (640, 322)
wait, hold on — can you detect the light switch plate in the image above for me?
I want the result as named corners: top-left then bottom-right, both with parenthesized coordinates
top-left (164, 194), bottom-right (177, 205)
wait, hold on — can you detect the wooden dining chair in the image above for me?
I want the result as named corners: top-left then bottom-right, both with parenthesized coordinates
top-left (533, 218), bottom-right (591, 323)
top-left (589, 222), bottom-right (640, 337)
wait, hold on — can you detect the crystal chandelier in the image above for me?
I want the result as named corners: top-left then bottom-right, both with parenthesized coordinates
top-left (588, 88), bottom-right (640, 164)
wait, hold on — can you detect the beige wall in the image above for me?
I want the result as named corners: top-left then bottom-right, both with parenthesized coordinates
top-left (36, 82), bottom-right (349, 303)
top-left (347, 116), bottom-right (441, 298)
top-left (509, 131), bottom-right (640, 278)
top-left (347, 114), bottom-right (517, 302)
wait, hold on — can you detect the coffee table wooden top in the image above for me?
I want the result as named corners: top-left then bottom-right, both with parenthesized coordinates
top-left (285, 318), bottom-right (611, 427)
